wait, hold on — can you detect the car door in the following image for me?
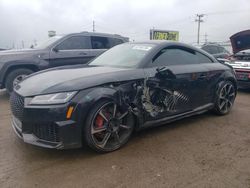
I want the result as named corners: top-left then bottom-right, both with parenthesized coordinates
top-left (199, 55), bottom-right (227, 103)
top-left (143, 46), bottom-right (210, 121)
top-left (49, 35), bottom-right (95, 67)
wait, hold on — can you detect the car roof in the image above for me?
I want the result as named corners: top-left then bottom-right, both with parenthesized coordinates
top-left (65, 31), bottom-right (128, 40)
top-left (129, 40), bottom-right (208, 52)
top-left (136, 40), bottom-right (217, 62)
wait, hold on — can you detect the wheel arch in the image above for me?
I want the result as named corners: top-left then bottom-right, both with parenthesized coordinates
top-left (212, 70), bottom-right (237, 104)
top-left (75, 86), bottom-right (139, 135)
top-left (225, 77), bottom-right (237, 94)
top-left (2, 63), bottom-right (39, 87)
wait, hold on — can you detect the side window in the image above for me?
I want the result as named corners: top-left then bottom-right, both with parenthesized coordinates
top-left (91, 36), bottom-right (111, 49)
top-left (56, 36), bottom-right (90, 50)
top-left (218, 47), bottom-right (225, 53)
top-left (152, 48), bottom-right (199, 66)
top-left (109, 38), bottom-right (124, 47)
top-left (202, 45), bottom-right (218, 54)
top-left (196, 52), bottom-right (214, 63)
top-left (209, 46), bottom-right (219, 54)
top-left (202, 46), bottom-right (211, 53)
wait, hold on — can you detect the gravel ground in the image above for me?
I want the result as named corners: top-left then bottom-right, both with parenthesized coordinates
top-left (1, 89), bottom-right (250, 188)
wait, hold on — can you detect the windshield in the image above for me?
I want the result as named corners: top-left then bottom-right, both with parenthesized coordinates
top-left (89, 43), bottom-right (155, 68)
top-left (34, 35), bottom-right (63, 49)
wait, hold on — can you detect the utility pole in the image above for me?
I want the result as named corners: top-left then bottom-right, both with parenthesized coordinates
top-left (204, 33), bottom-right (208, 44)
top-left (195, 14), bottom-right (204, 45)
top-left (92, 20), bottom-right (95, 32)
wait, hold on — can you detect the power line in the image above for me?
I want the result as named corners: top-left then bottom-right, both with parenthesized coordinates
top-left (195, 14), bottom-right (205, 44)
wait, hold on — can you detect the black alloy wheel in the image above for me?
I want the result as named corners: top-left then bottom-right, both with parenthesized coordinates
top-left (84, 100), bottom-right (134, 152)
top-left (214, 81), bottom-right (236, 115)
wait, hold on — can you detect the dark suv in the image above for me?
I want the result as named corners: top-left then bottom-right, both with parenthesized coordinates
top-left (0, 32), bottom-right (129, 93)
top-left (201, 43), bottom-right (231, 59)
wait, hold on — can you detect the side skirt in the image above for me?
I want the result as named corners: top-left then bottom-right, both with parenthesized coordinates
top-left (139, 103), bottom-right (214, 130)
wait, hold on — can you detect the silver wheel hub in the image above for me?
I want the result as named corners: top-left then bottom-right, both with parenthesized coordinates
top-left (13, 75), bottom-right (27, 87)
top-left (218, 83), bottom-right (235, 113)
top-left (91, 102), bottom-right (132, 150)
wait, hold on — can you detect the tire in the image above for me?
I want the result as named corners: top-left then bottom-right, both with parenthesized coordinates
top-left (213, 80), bottom-right (236, 115)
top-left (83, 100), bottom-right (135, 153)
top-left (5, 68), bottom-right (34, 93)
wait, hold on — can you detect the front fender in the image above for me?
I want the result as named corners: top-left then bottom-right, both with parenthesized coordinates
top-left (70, 87), bottom-right (120, 128)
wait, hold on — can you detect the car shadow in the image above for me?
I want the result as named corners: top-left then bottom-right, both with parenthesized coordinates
top-left (132, 111), bottom-right (215, 140)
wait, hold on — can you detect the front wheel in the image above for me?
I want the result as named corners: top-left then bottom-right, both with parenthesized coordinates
top-left (213, 81), bottom-right (236, 115)
top-left (84, 100), bottom-right (135, 153)
top-left (5, 68), bottom-right (34, 93)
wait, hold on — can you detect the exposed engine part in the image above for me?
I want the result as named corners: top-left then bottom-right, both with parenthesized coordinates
top-left (142, 84), bottom-right (164, 117)
top-left (163, 90), bottom-right (188, 111)
top-left (141, 78), bottom-right (188, 117)
top-left (109, 77), bottom-right (189, 118)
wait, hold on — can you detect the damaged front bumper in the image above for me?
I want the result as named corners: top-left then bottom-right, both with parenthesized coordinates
top-left (10, 90), bottom-right (84, 150)
top-left (11, 116), bottom-right (81, 149)
top-left (11, 114), bottom-right (82, 149)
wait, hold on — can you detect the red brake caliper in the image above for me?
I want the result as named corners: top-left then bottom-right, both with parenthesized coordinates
top-left (95, 115), bottom-right (104, 128)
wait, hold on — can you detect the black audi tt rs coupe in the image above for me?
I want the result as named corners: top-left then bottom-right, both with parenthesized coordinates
top-left (10, 41), bottom-right (237, 152)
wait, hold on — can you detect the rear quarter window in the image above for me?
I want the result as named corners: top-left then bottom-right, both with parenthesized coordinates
top-left (196, 52), bottom-right (214, 63)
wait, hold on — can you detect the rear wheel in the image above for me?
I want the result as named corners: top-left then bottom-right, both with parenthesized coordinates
top-left (84, 100), bottom-right (135, 152)
top-left (213, 81), bottom-right (236, 115)
top-left (5, 68), bottom-right (33, 93)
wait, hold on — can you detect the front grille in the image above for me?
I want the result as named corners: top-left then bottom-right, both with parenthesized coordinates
top-left (32, 123), bottom-right (59, 143)
top-left (10, 92), bottom-right (24, 121)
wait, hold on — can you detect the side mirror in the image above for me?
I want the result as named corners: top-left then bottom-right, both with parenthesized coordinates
top-left (156, 67), bottom-right (176, 80)
top-left (52, 47), bottom-right (59, 53)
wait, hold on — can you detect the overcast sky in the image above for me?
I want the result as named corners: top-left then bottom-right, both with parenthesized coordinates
top-left (0, 0), bottom-right (249, 49)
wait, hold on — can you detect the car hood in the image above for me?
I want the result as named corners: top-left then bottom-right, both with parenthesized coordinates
top-left (0, 48), bottom-right (44, 62)
top-left (0, 48), bottom-right (42, 55)
top-left (15, 66), bottom-right (145, 97)
top-left (230, 30), bottom-right (250, 54)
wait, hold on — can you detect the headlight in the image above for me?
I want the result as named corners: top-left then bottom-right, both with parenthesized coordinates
top-left (30, 91), bottom-right (77, 105)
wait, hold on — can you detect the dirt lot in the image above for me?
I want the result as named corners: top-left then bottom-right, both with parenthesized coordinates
top-left (1, 89), bottom-right (250, 188)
